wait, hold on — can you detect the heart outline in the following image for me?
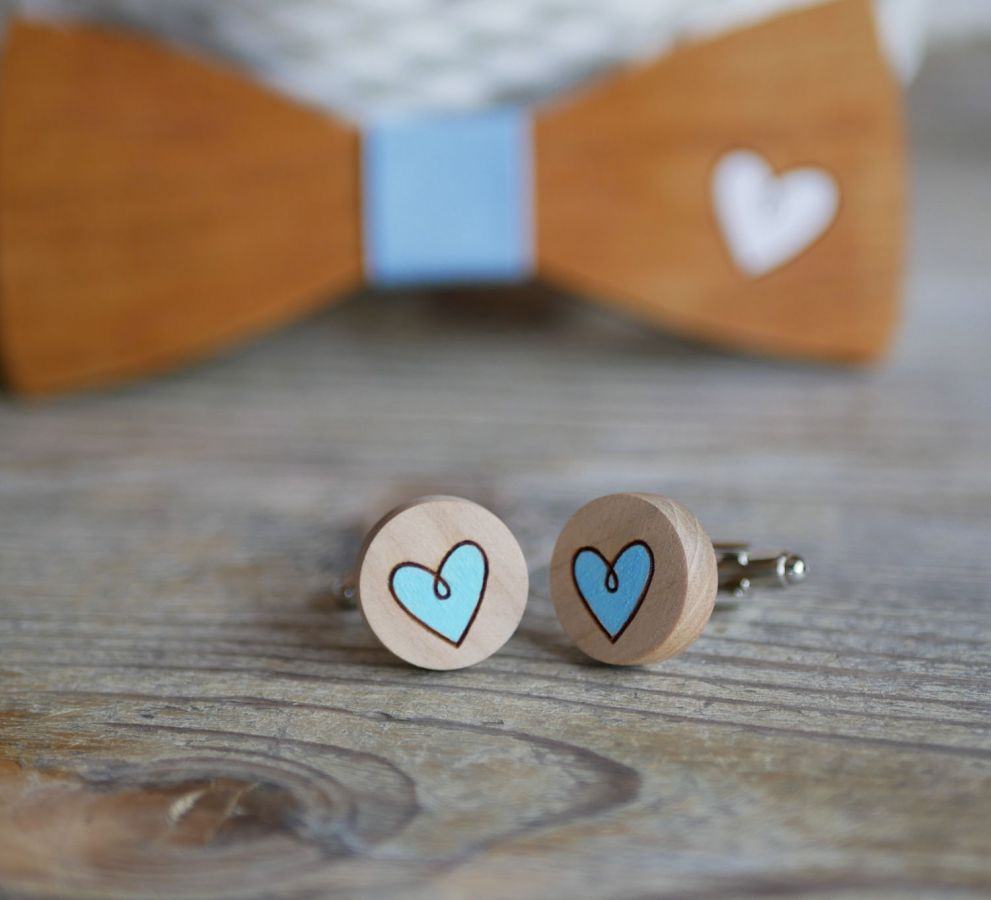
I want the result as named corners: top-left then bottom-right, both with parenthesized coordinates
top-left (572, 540), bottom-right (654, 643)
top-left (712, 148), bottom-right (839, 277)
top-left (389, 540), bottom-right (488, 647)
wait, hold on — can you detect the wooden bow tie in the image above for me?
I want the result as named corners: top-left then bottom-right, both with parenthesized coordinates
top-left (0, 0), bottom-right (903, 394)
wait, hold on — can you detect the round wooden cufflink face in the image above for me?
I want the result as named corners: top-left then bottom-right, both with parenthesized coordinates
top-left (356, 496), bottom-right (528, 670)
top-left (550, 493), bottom-right (718, 665)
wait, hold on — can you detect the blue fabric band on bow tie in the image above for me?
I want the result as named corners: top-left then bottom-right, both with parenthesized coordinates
top-left (362, 109), bottom-right (532, 285)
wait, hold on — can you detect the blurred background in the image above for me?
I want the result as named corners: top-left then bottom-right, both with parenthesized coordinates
top-left (2, 0), bottom-right (983, 115)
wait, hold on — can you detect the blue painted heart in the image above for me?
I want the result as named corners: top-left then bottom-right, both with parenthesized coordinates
top-left (572, 541), bottom-right (654, 642)
top-left (389, 541), bottom-right (488, 646)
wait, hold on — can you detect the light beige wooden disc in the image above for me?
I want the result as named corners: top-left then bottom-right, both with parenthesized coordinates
top-left (357, 496), bottom-right (528, 670)
top-left (550, 493), bottom-right (717, 665)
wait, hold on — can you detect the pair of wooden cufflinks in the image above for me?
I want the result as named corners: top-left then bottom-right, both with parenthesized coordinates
top-left (347, 493), bottom-right (806, 669)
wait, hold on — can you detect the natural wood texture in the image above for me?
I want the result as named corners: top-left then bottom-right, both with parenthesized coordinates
top-left (551, 493), bottom-right (717, 665)
top-left (535, 0), bottom-right (905, 362)
top-left (357, 496), bottom-right (528, 669)
top-left (0, 19), bottom-right (362, 394)
top-left (0, 43), bottom-right (989, 899)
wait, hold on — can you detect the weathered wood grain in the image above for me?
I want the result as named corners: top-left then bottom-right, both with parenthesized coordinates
top-left (0, 42), bottom-right (989, 899)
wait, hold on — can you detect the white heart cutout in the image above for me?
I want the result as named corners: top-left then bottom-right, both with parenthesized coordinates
top-left (712, 149), bottom-right (839, 277)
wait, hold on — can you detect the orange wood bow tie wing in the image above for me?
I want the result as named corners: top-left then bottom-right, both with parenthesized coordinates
top-left (0, 19), bottom-right (362, 394)
top-left (535, 0), bottom-right (905, 363)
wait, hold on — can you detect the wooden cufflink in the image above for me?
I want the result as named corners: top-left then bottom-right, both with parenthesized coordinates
top-left (550, 493), bottom-right (806, 665)
top-left (350, 496), bottom-right (528, 670)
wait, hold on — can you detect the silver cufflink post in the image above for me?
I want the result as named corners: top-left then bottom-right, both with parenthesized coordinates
top-left (714, 542), bottom-right (807, 599)
top-left (337, 573), bottom-right (359, 608)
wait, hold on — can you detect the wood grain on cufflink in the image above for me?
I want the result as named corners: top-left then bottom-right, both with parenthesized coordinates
top-left (357, 496), bottom-right (528, 670)
top-left (551, 493), bottom-right (717, 665)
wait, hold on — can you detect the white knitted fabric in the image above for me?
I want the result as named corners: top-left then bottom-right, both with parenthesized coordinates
top-left (0, 0), bottom-right (927, 121)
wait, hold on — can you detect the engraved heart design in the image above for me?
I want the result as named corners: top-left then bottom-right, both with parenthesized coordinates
top-left (572, 541), bottom-right (654, 642)
top-left (389, 541), bottom-right (488, 646)
top-left (713, 149), bottom-right (839, 277)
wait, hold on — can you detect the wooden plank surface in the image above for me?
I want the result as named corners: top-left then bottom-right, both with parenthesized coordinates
top-left (1, 42), bottom-right (989, 899)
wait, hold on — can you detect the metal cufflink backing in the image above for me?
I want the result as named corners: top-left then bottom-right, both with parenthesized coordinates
top-left (714, 542), bottom-right (807, 599)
